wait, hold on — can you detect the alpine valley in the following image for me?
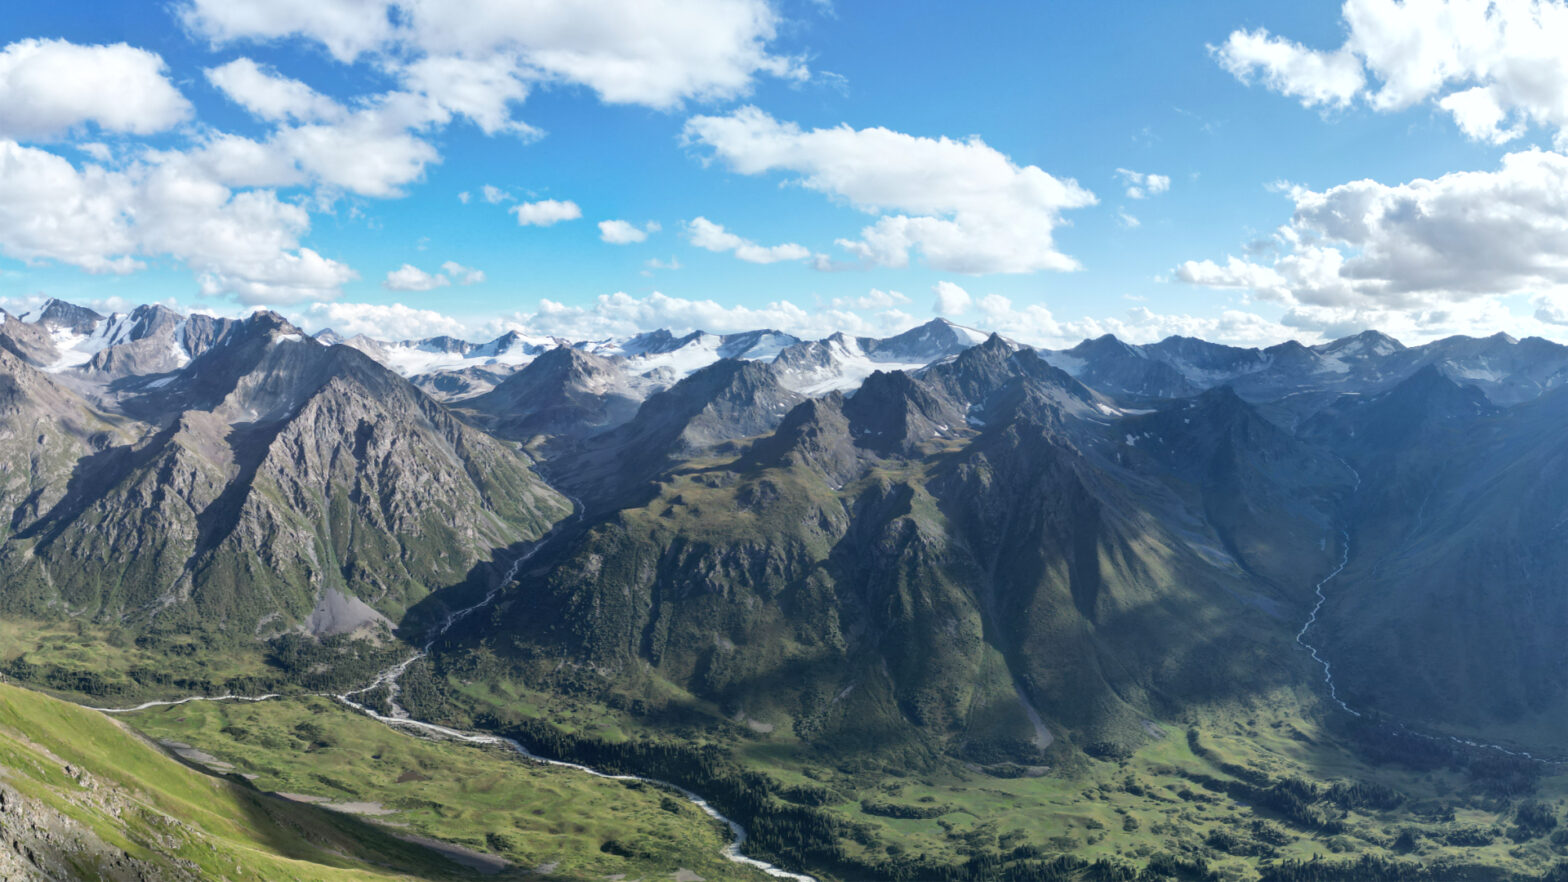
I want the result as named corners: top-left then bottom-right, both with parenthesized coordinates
top-left (8, 299), bottom-right (1568, 882)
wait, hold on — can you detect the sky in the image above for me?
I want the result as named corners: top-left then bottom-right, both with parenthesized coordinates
top-left (3, 0), bottom-right (1568, 348)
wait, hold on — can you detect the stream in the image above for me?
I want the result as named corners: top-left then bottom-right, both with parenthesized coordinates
top-left (89, 492), bottom-right (818, 882)
top-left (1293, 461), bottom-right (1362, 717)
top-left (1292, 460), bottom-right (1565, 764)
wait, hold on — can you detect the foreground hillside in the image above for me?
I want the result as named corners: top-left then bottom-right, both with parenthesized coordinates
top-left (0, 680), bottom-right (465, 881)
top-left (0, 681), bottom-right (778, 881)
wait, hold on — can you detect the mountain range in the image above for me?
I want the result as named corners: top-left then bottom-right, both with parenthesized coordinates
top-left (6, 297), bottom-right (1568, 789)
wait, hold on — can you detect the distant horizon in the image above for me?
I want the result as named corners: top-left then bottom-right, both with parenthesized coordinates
top-left (3, 293), bottom-right (1545, 354)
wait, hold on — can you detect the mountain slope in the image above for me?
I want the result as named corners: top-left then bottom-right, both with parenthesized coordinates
top-left (466, 345), bottom-right (643, 445)
top-left (487, 351), bottom-right (1348, 763)
top-left (1308, 372), bottom-right (1568, 742)
top-left (0, 312), bottom-right (569, 638)
top-left (0, 682), bottom-right (468, 881)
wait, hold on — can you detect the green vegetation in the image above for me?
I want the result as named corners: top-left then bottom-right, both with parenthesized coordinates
top-left (389, 654), bottom-right (1568, 882)
top-left (123, 694), bottom-right (769, 881)
top-left (0, 679), bottom-right (467, 881)
top-left (0, 616), bottom-right (408, 703)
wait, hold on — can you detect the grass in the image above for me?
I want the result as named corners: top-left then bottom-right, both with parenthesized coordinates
top-left (430, 669), bottom-right (1568, 881)
top-left (0, 616), bottom-right (281, 701)
top-left (0, 679), bottom-right (464, 881)
top-left (122, 694), bottom-right (774, 881)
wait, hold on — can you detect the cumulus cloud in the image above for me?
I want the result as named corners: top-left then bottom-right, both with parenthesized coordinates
top-left (1176, 149), bottom-right (1568, 337)
top-left (511, 198), bottom-right (581, 226)
top-left (1211, 29), bottom-right (1365, 109)
top-left (831, 288), bottom-right (908, 310)
top-left (683, 106), bottom-right (1096, 274)
top-left (178, 0), bottom-right (806, 109)
top-left (0, 38), bottom-right (192, 140)
top-left (383, 260), bottom-right (485, 290)
top-left (932, 280), bottom-right (971, 315)
top-left (487, 289), bottom-right (913, 341)
top-left (1115, 168), bottom-right (1170, 199)
top-left (178, 0), bottom-right (398, 63)
top-left (384, 263), bottom-right (450, 291)
top-left (293, 300), bottom-right (470, 340)
top-left (398, 54), bottom-right (535, 137)
top-left (645, 256), bottom-right (682, 271)
top-left (0, 140), bottom-right (355, 304)
top-left (188, 82), bottom-right (445, 198)
top-left (205, 57), bottom-right (342, 123)
top-left (686, 216), bottom-right (812, 263)
top-left (599, 219), bottom-right (661, 244)
top-left (440, 260), bottom-right (485, 284)
top-left (1213, 1), bottom-right (1568, 144)
top-left (480, 184), bottom-right (511, 204)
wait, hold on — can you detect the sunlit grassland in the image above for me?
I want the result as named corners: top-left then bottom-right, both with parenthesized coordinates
top-left (125, 695), bottom-right (771, 881)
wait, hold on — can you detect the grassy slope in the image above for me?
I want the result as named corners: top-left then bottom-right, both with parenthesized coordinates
top-left (123, 695), bottom-right (770, 882)
top-left (0, 680), bottom-right (463, 882)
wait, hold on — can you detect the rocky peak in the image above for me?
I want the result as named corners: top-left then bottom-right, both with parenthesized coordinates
top-left (36, 298), bottom-right (105, 334)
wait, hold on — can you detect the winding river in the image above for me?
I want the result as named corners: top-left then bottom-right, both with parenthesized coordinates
top-left (90, 494), bottom-right (818, 882)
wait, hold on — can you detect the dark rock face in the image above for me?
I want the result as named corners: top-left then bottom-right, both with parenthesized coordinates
top-left (36, 298), bottom-right (106, 334)
top-left (467, 345), bottom-right (643, 445)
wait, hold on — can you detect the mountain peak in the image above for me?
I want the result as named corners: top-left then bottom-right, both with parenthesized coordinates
top-left (36, 298), bottom-right (106, 333)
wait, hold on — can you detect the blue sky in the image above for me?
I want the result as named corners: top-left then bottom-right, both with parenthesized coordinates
top-left (3, 1), bottom-right (1568, 346)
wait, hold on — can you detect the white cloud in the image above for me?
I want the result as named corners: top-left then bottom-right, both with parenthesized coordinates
top-left (1117, 211), bottom-right (1141, 229)
top-left (932, 280), bottom-right (971, 315)
top-left (599, 219), bottom-right (660, 244)
top-left (511, 198), bottom-right (581, 226)
top-left (1214, 1), bottom-right (1568, 144)
top-left (398, 54), bottom-right (535, 137)
top-left (178, 0), bottom-right (805, 109)
top-left (1438, 86), bottom-right (1524, 144)
top-left (1174, 256), bottom-right (1291, 301)
top-left (0, 38), bottom-right (192, 140)
top-left (0, 140), bottom-right (356, 305)
top-left (831, 288), bottom-right (908, 310)
top-left (294, 300), bottom-right (470, 339)
top-left (178, 0), bottom-right (397, 64)
top-left (387, 288), bottom-right (1323, 351)
top-left (205, 57), bottom-right (342, 123)
top-left (183, 89), bottom-right (443, 198)
top-left (384, 263), bottom-right (450, 291)
top-left (686, 216), bottom-right (811, 263)
top-left (440, 260), bottom-right (486, 284)
top-left (644, 256), bottom-right (682, 271)
top-left (481, 184), bottom-right (511, 204)
top-left (383, 260), bottom-right (484, 290)
top-left (1211, 29), bottom-right (1365, 109)
top-left (457, 190), bottom-right (471, 203)
top-left (683, 106), bottom-right (1096, 274)
top-left (1115, 168), bottom-right (1170, 199)
top-left (1177, 149), bottom-right (1568, 339)
top-left (487, 289), bottom-right (914, 341)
